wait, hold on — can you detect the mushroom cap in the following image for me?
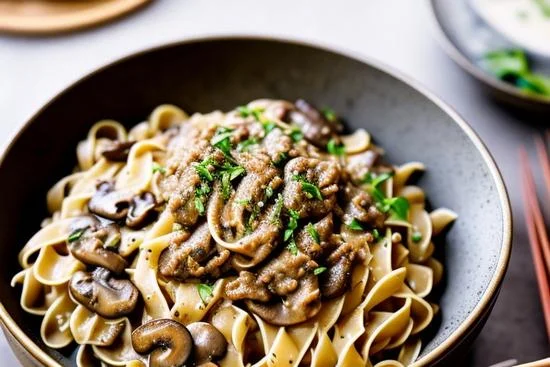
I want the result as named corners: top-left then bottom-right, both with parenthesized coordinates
top-left (131, 319), bottom-right (192, 367)
top-left (246, 274), bottom-right (322, 326)
top-left (187, 322), bottom-right (227, 364)
top-left (287, 99), bottom-right (342, 148)
top-left (319, 256), bottom-right (352, 299)
top-left (68, 222), bottom-right (127, 274)
top-left (102, 141), bottom-right (135, 162)
top-left (88, 181), bottom-right (133, 221)
top-left (69, 268), bottom-right (138, 319)
top-left (127, 192), bottom-right (157, 229)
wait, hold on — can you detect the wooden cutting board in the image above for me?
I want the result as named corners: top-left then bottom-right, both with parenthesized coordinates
top-left (0, 0), bottom-right (151, 35)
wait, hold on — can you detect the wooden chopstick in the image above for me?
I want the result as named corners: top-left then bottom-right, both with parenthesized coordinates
top-left (519, 147), bottom-right (550, 341)
top-left (529, 137), bottom-right (550, 277)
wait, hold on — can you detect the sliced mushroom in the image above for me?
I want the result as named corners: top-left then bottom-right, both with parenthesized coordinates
top-left (246, 274), bottom-right (322, 326)
top-left (187, 322), bottom-right (227, 364)
top-left (89, 181), bottom-right (133, 221)
top-left (69, 268), bottom-right (138, 318)
top-left (286, 99), bottom-right (342, 148)
top-left (131, 319), bottom-right (192, 367)
top-left (69, 221), bottom-right (127, 273)
top-left (319, 257), bottom-right (352, 299)
top-left (102, 141), bottom-right (136, 162)
top-left (127, 192), bottom-right (157, 229)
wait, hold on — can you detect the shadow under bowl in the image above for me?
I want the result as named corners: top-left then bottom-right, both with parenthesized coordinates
top-left (0, 36), bottom-right (511, 367)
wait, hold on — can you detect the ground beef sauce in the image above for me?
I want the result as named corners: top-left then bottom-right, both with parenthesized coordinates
top-left (157, 100), bottom-right (388, 326)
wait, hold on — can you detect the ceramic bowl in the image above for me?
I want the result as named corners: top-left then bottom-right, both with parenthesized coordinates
top-left (0, 36), bottom-right (511, 366)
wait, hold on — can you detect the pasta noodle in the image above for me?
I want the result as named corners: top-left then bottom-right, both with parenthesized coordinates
top-left (12, 99), bottom-right (456, 367)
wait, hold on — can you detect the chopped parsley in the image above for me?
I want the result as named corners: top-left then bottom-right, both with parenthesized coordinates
top-left (289, 128), bottom-right (303, 142)
top-left (306, 223), bottom-right (320, 243)
top-left (197, 283), bottom-right (214, 304)
top-left (364, 171), bottom-right (409, 221)
top-left (237, 106), bottom-right (264, 121)
top-left (236, 199), bottom-right (250, 206)
top-left (284, 209), bottom-right (300, 242)
top-left (194, 196), bottom-right (205, 216)
top-left (321, 107), bottom-right (337, 122)
top-left (262, 121), bottom-right (277, 135)
top-left (211, 127), bottom-right (234, 157)
top-left (412, 231), bottom-right (423, 243)
top-left (327, 138), bottom-right (345, 156)
top-left (152, 163), bottom-right (166, 174)
top-left (219, 163), bottom-right (246, 200)
top-left (286, 239), bottom-right (298, 256)
top-left (237, 137), bottom-right (258, 152)
top-left (194, 163), bottom-right (213, 182)
top-left (363, 171), bottom-right (393, 187)
top-left (68, 228), bottom-right (86, 243)
top-left (270, 194), bottom-right (284, 224)
top-left (347, 218), bottom-right (366, 231)
top-left (265, 186), bottom-right (274, 199)
top-left (246, 206), bottom-right (261, 234)
top-left (313, 267), bottom-right (327, 275)
top-left (373, 228), bottom-right (380, 241)
top-left (292, 175), bottom-right (323, 200)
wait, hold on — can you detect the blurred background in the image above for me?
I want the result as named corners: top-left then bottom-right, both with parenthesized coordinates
top-left (0, 0), bottom-right (548, 366)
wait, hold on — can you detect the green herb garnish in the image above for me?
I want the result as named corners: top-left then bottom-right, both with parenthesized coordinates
top-left (412, 231), bottom-right (423, 243)
top-left (197, 283), bottom-right (214, 304)
top-left (387, 197), bottom-right (410, 220)
top-left (236, 199), bottom-right (250, 206)
top-left (286, 239), bottom-right (298, 256)
top-left (327, 138), bottom-right (345, 156)
top-left (211, 128), bottom-right (234, 157)
top-left (363, 172), bottom-right (393, 187)
top-left (152, 163), bottom-right (166, 175)
top-left (313, 267), bottom-right (327, 275)
top-left (306, 223), bottom-right (320, 243)
top-left (321, 107), bottom-right (337, 122)
top-left (364, 172), bottom-right (409, 221)
top-left (195, 164), bottom-right (213, 182)
top-left (237, 106), bottom-right (264, 121)
top-left (68, 228), bottom-right (86, 243)
top-left (246, 205), bottom-right (261, 235)
top-left (194, 197), bottom-right (205, 216)
top-left (289, 129), bottom-right (303, 142)
top-left (265, 186), bottom-right (274, 199)
top-left (262, 121), bottom-right (277, 135)
top-left (271, 194), bottom-right (284, 224)
top-left (218, 164), bottom-right (246, 200)
top-left (347, 218), bottom-right (365, 231)
top-left (482, 49), bottom-right (550, 97)
top-left (284, 209), bottom-right (300, 242)
top-left (292, 175), bottom-right (323, 200)
top-left (372, 228), bottom-right (380, 241)
top-left (237, 137), bottom-right (259, 152)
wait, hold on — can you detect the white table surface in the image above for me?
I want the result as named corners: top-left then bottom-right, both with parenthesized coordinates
top-left (0, 0), bottom-right (547, 365)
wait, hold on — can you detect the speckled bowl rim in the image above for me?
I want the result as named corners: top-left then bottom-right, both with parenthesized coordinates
top-left (0, 34), bottom-right (512, 367)
top-left (427, 0), bottom-right (550, 108)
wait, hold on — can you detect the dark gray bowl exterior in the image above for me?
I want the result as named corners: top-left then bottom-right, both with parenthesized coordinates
top-left (0, 37), bottom-right (511, 366)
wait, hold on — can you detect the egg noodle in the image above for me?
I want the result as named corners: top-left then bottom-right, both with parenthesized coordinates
top-left (12, 99), bottom-right (456, 367)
